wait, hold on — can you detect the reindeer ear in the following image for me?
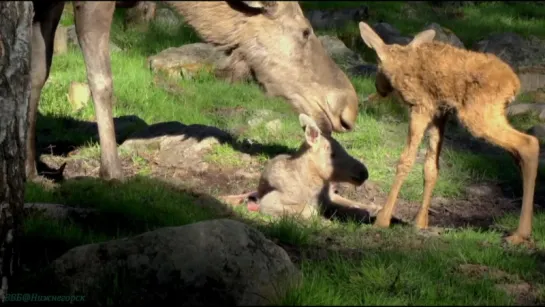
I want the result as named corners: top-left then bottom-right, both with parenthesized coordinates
top-left (358, 22), bottom-right (387, 61)
top-left (409, 29), bottom-right (435, 48)
top-left (240, 1), bottom-right (278, 16)
top-left (299, 114), bottom-right (322, 149)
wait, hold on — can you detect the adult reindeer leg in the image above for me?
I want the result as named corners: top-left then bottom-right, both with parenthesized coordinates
top-left (73, 1), bottom-right (122, 180)
top-left (26, 2), bottom-right (66, 179)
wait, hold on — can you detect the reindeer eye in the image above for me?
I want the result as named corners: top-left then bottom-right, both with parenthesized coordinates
top-left (302, 28), bottom-right (311, 40)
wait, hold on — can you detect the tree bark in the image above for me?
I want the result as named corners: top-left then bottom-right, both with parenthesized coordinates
top-left (0, 1), bottom-right (33, 303)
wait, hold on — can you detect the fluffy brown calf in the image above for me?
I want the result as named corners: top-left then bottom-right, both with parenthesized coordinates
top-left (358, 21), bottom-right (539, 245)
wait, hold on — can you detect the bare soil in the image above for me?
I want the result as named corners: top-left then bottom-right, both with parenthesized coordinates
top-left (38, 137), bottom-right (529, 233)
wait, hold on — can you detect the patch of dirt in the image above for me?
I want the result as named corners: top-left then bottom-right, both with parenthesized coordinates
top-left (457, 264), bottom-right (542, 305)
top-left (333, 180), bottom-right (521, 230)
top-left (35, 119), bottom-right (543, 233)
top-left (40, 146), bottom-right (522, 232)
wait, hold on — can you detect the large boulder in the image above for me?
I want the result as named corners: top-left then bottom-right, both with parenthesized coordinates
top-left (304, 6), bottom-right (369, 30)
top-left (47, 219), bottom-right (300, 306)
top-left (318, 35), bottom-right (366, 70)
top-left (123, 1), bottom-right (157, 31)
top-left (120, 121), bottom-right (232, 173)
top-left (372, 22), bottom-right (413, 46)
top-left (147, 43), bottom-right (227, 79)
top-left (422, 22), bottom-right (465, 49)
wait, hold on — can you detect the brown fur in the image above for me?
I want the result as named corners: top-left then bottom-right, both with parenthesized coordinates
top-left (27, 1), bottom-right (359, 181)
top-left (358, 21), bottom-right (539, 245)
top-left (220, 114), bottom-right (378, 219)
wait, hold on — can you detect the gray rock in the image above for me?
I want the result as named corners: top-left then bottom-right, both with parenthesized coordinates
top-left (347, 64), bottom-right (377, 78)
top-left (423, 23), bottom-right (465, 49)
top-left (527, 123), bottom-right (545, 140)
top-left (517, 64), bottom-right (545, 94)
top-left (464, 182), bottom-right (503, 199)
top-left (154, 7), bottom-right (182, 28)
top-left (472, 32), bottom-right (530, 68)
top-left (304, 6), bottom-right (369, 30)
top-left (49, 219), bottom-right (301, 306)
top-left (147, 43), bottom-right (226, 79)
top-left (124, 1), bottom-right (157, 28)
top-left (121, 122), bottom-right (232, 171)
top-left (507, 103), bottom-right (545, 120)
top-left (372, 22), bottom-right (413, 46)
top-left (319, 35), bottom-right (365, 69)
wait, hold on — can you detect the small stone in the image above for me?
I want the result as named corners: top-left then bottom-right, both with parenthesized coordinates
top-left (53, 26), bottom-right (68, 55)
top-left (265, 119), bottom-right (282, 133)
top-left (66, 82), bottom-right (91, 112)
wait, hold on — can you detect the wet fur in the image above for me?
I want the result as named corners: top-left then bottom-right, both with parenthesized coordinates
top-left (255, 114), bottom-right (376, 219)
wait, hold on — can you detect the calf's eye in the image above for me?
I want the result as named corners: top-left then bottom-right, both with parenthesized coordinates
top-left (302, 28), bottom-right (311, 39)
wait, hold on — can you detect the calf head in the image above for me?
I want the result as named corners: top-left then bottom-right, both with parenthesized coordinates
top-left (298, 114), bottom-right (368, 186)
top-left (358, 21), bottom-right (436, 98)
top-left (176, 1), bottom-right (359, 134)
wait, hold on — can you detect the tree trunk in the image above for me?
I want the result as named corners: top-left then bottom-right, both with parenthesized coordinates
top-left (0, 1), bottom-right (33, 303)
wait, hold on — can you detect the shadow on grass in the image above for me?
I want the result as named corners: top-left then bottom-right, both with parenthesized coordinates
top-left (15, 172), bottom-right (545, 305)
top-left (17, 176), bottom-right (230, 280)
top-left (15, 175), bottom-right (402, 296)
top-left (34, 112), bottom-right (294, 181)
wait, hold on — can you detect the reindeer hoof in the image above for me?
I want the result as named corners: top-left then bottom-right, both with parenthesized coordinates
top-left (414, 219), bottom-right (428, 230)
top-left (373, 210), bottom-right (391, 228)
top-left (504, 233), bottom-right (530, 246)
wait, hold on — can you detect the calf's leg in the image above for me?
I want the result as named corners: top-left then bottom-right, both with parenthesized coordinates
top-left (414, 114), bottom-right (447, 229)
top-left (374, 108), bottom-right (433, 228)
top-left (458, 101), bottom-right (539, 245)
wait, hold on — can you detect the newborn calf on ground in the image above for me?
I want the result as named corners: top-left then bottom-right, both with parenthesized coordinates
top-left (221, 114), bottom-right (380, 219)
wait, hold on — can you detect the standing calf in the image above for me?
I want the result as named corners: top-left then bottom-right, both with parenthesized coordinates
top-left (221, 114), bottom-right (378, 219)
top-left (358, 21), bottom-right (539, 245)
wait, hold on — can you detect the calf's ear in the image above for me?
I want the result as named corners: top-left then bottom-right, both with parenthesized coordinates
top-left (358, 22), bottom-right (387, 61)
top-left (299, 114), bottom-right (322, 150)
top-left (409, 29), bottom-right (436, 48)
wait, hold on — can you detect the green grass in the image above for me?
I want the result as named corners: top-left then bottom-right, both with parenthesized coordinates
top-left (18, 1), bottom-right (545, 305)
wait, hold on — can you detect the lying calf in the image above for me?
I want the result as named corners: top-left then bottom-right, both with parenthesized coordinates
top-left (221, 114), bottom-right (381, 219)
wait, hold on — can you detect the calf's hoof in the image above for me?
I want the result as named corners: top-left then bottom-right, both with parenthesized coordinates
top-left (504, 232), bottom-right (530, 246)
top-left (373, 210), bottom-right (391, 228)
top-left (414, 215), bottom-right (429, 230)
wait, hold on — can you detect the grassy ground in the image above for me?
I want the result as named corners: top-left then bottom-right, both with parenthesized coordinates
top-left (17, 1), bottom-right (545, 305)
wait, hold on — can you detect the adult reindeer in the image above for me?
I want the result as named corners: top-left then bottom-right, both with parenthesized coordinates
top-left (28, 1), bottom-right (360, 180)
